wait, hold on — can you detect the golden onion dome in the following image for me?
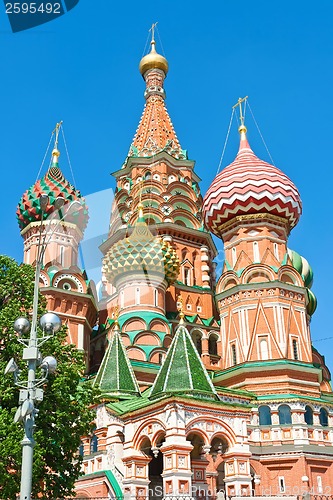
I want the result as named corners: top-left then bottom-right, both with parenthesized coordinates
top-left (139, 40), bottom-right (168, 76)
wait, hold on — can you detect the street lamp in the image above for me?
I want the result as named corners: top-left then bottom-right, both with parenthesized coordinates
top-left (4, 195), bottom-right (67, 500)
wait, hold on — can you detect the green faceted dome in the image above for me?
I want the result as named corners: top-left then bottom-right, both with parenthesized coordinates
top-left (103, 216), bottom-right (179, 285)
top-left (17, 156), bottom-right (88, 231)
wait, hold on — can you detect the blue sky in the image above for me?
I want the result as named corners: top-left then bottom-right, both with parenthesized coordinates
top-left (1, 1), bottom-right (333, 370)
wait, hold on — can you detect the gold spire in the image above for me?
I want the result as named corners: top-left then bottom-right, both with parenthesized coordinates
top-left (233, 97), bottom-right (248, 137)
top-left (177, 295), bottom-right (185, 324)
top-left (139, 23), bottom-right (168, 76)
top-left (51, 121), bottom-right (63, 163)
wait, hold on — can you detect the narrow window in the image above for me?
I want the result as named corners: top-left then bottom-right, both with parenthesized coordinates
top-left (59, 245), bottom-right (65, 266)
top-left (253, 241), bottom-right (260, 262)
top-left (90, 434), bottom-right (98, 454)
top-left (274, 242), bottom-right (279, 261)
top-left (304, 405), bottom-right (313, 425)
top-left (278, 404), bottom-right (292, 425)
top-left (135, 287), bottom-right (140, 305)
top-left (79, 442), bottom-right (84, 457)
top-left (317, 476), bottom-right (323, 494)
top-left (193, 333), bottom-right (202, 355)
top-left (154, 289), bottom-right (158, 307)
top-left (319, 408), bottom-right (329, 427)
top-left (232, 247), bottom-right (237, 266)
top-left (259, 406), bottom-right (272, 425)
top-left (292, 339), bottom-right (299, 360)
top-left (120, 290), bottom-right (124, 308)
top-left (184, 268), bottom-right (191, 286)
top-left (209, 336), bottom-right (218, 356)
top-left (231, 344), bottom-right (237, 365)
top-left (278, 476), bottom-right (285, 493)
top-left (260, 338), bottom-right (269, 360)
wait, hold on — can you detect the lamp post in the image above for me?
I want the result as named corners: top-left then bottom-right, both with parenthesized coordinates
top-left (5, 194), bottom-right (67, 500)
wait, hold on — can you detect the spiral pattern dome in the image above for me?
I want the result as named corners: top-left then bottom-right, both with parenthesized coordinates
top-left (103, 217), bottom-right (179, 285)
top-left (17, 161), bottom-right (88, 231)
top-left (202, 131), bottom-right (302, 237)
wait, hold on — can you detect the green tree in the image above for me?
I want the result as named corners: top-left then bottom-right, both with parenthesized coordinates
top-left (0, 255), bottom-right (97, 499)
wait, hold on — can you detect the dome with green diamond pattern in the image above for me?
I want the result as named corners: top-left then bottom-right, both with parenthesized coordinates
top-left (103, 207), bottom-right (179, 285)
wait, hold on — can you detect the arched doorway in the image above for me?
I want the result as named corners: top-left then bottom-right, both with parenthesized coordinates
top-left (209, 436), bottom-right (229, 493)
top-left (140, 435), bottom-right (165, 500)
top-left (187, 432), bottom-right (209, 496)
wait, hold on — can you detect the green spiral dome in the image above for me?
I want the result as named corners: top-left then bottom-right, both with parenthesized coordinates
top-left (17, 164), bottom-right (88, 231)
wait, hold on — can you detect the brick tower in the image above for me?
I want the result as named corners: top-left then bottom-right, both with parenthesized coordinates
top-left (17, 125), bottom-right (98, 368)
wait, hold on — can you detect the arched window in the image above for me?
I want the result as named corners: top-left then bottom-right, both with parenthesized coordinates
top-left (154, 289), bottom-right (158, 307)
top-left (278, 404), bottom-right (292, 425)
top-left (292, 339), bottom-right (299, 360)
top-left (231, 344), bottom-right (237, 365)
top-left (209, 335), bottom-right (218, 356)
top-left (90, 434), bottom-right (98, 454)
top-left (304, 405), bottom-right (314, 425)
top-left (192, 332), bottom-right (202, 356)
top-left (260, 337), bottom-right (269, 360)
top-left (259, 406), bottom-right (272, 425)
top-left (253, 241), bottom-right (260, 262)
top-left (184, 267), bottom-right (191, 286)
top-left (319, 408), bottom-right (329, 427)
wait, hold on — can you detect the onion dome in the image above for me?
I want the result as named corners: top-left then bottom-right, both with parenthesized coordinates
top-left (103, 206), bottom-right (179, 285)
top-left (202, 126), bottom-right (302, 237)
top-left (306, 289), bottom-right (317, 316)
top-left (17, 148), bottom-right (88, 231)
top-left (139, 38), bottom-right (168, 76)
top-left (288, 249), bottom-right (314, 288)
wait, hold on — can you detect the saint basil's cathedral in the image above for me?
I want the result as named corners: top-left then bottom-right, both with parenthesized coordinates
top-left (16, 32), bottom-right (333, 498)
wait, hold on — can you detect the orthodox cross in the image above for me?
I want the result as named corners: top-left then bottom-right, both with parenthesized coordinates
top-left (149, 22), bottom-right (158, 43)
top-left (232, 96), bottom-right (248, 127)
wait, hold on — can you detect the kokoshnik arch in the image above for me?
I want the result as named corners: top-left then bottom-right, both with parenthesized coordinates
top-left (16, 29), bottom-right (333, 497)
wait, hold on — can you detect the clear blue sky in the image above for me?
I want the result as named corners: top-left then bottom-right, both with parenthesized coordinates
top-left (1, 1), bottom-right (333, 371)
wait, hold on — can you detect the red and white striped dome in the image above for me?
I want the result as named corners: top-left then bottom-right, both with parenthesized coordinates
top-left (202, 130), bottom-right (302, 237)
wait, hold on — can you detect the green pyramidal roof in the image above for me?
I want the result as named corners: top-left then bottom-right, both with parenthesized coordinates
top-left (93, 326), bottom-right (141, 399)
top-left (150, 324), bottom-right (218, 401)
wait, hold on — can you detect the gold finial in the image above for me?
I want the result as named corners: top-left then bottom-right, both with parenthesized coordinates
top-left (51, 121), bottom-right (63, 161)
top-left (232, 97), bottom-right (248, 135)
top-left (139, 23), bottom-right (168, 76)
top-left (114, 305), bottom-right (119, 327)
top-left (177, 295), bottom-right (184, 324)
top-left (138, 202), bottom-right (144, 219)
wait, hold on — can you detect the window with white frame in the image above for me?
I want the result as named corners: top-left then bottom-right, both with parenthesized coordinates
top-left (278, 476), bottom-right (285, 493)
top-left (259, 337), bottom-right (269, 360)
top-left (253, 241), bottom-right (260, 262)
top-left (135, 287), bottom-right (140, 305)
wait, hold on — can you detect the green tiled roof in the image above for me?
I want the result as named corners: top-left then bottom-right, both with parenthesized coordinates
top-left (93, 325), bottom-right (141, 399)
top-left (150, 323), bottom-right (218, 400)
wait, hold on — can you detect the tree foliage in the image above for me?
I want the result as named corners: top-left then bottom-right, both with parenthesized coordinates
top-left (0, 255), bottom-right (97, 499)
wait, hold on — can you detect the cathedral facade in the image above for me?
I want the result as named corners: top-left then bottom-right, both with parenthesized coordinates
top-left (17, 34), bottom-right (333, 498)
